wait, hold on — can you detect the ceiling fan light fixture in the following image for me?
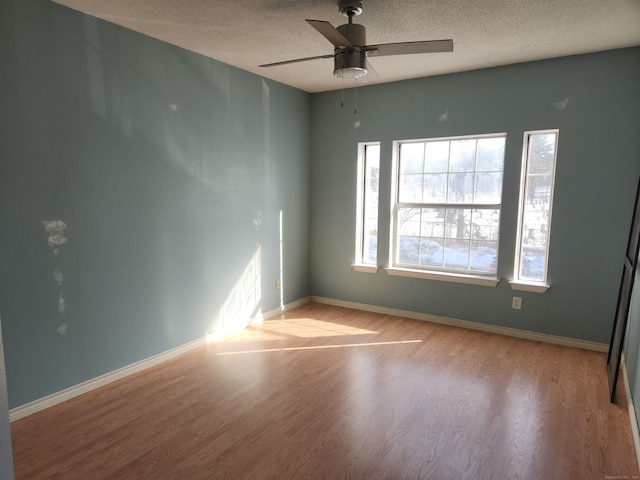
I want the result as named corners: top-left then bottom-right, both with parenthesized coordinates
top-left (334, 49), bottom-right (367, 78)
top-left (334, 66), bottom-right (367, 78)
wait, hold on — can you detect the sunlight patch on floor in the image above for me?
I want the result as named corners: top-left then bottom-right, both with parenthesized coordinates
top-left (221, 329), bottom-right (285, 342)
top-left (255, 318), bottom-right (378, 338)
top-left (215, 339), bottom-right (423, 355)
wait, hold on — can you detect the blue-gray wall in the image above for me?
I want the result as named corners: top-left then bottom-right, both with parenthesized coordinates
top-left (310, 47), bottom-right (640, 344)
top-left (0, 0), bottom-right (310, 410)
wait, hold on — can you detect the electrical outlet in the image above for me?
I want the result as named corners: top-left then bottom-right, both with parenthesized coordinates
top-left (276, 280), bottom-right (281, 289)
top-left (512, 296), bottom-right (522, 310)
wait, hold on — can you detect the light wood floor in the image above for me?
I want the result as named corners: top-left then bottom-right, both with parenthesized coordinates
top-left (11, 302), bottom-right (640, 479)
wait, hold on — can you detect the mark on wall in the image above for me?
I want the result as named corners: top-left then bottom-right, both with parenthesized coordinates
top-left (57, 293), bottom-right (66, 314)
top-left (42, 220), bottom-right (67, 255)
top-left (438, 110), bottom-right (449, 123)
top-left (253, 210), bottom-right (263, 231)
top-left (554, 97), bottom-right (571, 110)
top-left (42, 220), bottom-right (68, 334)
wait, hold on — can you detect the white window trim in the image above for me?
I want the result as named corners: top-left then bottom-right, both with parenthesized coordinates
top-left (352, 264), bottom-right (380, 273)
top-left (388, 140), bottom-right (399, 270)
top-left (513, 129), bottom-right (558, 291)
top-left (389, 132), bottom-right (506, 282)
top-left (353, 142), bottom-right (380, 272)
top-left (386, 267), bottom-right (499, 287)
top-left (509, 280), bottom-right (549, 293)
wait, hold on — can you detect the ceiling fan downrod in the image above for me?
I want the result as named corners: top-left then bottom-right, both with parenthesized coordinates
top-left (334, 0), bottom-right (367, 78)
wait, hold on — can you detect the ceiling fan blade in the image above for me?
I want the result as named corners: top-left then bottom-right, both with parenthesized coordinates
top-left (306, 19), bottom-right (353, 48)
top-left (364, 58), bottom-right (379, 80)
top-left (366, 39), bottom-right (453, 57)
top-left (259, 54), bottom-right (334, 68)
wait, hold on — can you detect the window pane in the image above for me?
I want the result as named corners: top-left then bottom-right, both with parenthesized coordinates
top-left (423, 174), bottom-right (447, 203)
top-left (420, 238), bottom-right (443, 267)
top-left (470, 240), bottom-right (498, 273)
top-left (471, 208), bottom-right (500, 241)
top-left (424, 141), bottom-right (450, 172)
top-left (521, 215), bottom-right (548, 249)
top-left (476, 137), bottom-right (505, 172)
top-left (444, 208), bottom-right (471, 239)
top-left (443, 239), bottom-right (470, 269)
top-left (448, 173), bottom-right (474, 203)
top-left (398, 208), bottom-right (424, 266)
top-left (420, 208), bottom-right (445, 237)
top-left (526, 174), bottom-right (552, 208)
top-left (398, 236), bottom-right (420, 265)
top-left (363, 235), bottom-right (377, 264)
top-left (400, 143), bottom-right (424, 174)
top-left (528, 134), bottom-right (556, 175)
top-left (399, 174), bottom-right (423, 203)
top-left (474, 172), bottom-right (502, 204)
top-left (449, 139), bottom-right (476, 172)
top-left (519, 248), bottom-right (546, 281)
top-left (394, 134), bottom-right (505, 276)
top-left (398, 208), bottom-right (421, 236)
top-left (357, 143), bottom-right (380, 265)
top-left (516, 131), bottom-right (557, 283)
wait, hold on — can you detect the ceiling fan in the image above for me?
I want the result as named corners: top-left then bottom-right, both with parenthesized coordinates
top-left (259, 0), bottom-right (453, 79)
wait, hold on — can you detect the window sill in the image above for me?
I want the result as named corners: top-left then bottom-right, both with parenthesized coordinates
top-left (509, 281), bottom-right (550, 293)
top-left (352, 264), bottom-right (379, 274)
top-left (385, 267), bottom-right (499, 287)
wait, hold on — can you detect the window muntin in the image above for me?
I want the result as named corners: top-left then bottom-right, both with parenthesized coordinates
top-left (393, 134), bottom-right (506, 276)
top-left (515, 130), bottom-right (558, 284)
top-left (355, 143), bottom-right (380, 265)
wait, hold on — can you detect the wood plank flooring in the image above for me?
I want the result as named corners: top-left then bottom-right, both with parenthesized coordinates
top-left (11, 302), bottom-right (640, 479)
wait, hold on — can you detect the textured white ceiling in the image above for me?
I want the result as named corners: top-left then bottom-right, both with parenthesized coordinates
top-left (53, 0), bottom-right (640, 93)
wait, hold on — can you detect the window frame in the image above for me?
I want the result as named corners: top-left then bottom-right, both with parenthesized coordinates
top-left (353, 142), bottom-right (380, 273)
top-left (510, 129), bottom-right (559, 293)
top-left (387, 133), bottom-right (506, 286)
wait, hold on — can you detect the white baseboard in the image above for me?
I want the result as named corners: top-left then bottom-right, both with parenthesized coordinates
top-left (9, 297), bottom-right (311, 422)
top-left (10, 294), bottom-right (606, 422)
top-left (280, 296), bottom-right (311, 312)
top-left (622, 354), bottom-right (640, 471)
top-left (310, 295), bottom-right (608, 352)
top-left (10, 336), bottom-right (207, 422)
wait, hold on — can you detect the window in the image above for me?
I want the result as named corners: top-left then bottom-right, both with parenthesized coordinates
top-left (354, 143), bottom-right (380, 271)
top-left (391, 134), bottom-right (506, 279)
top-left (513, 130), bottom-right (558, 288)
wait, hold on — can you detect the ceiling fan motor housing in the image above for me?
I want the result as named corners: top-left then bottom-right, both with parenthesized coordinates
top-left (333, 22), bottom-right (367, 77)
top-left (337, 23), bottom-right (366, 46)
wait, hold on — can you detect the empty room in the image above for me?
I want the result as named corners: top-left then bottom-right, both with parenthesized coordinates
top-left (1, 0), bottom-right (640, 478)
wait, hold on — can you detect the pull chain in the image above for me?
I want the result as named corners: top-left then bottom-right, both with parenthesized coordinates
top-left (354, 78), bottom-right (358, 115)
